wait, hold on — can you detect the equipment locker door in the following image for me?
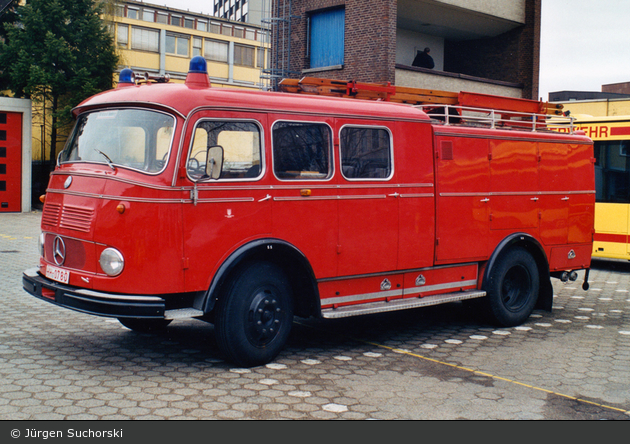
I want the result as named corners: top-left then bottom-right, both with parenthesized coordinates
top-left (434, 135), bottom-right (490, 262)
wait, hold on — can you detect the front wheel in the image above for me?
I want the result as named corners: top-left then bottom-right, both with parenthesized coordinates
top-left (214, 261), bottom-right (294, 367)
top-left (485, 247), bottom-right (539, 327)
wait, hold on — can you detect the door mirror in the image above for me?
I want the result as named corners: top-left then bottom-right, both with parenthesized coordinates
top-left (206, 146), bottom-right (224, 179)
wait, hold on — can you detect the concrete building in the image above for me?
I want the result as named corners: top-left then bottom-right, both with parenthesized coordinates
top-left (213, 0), bottom-right (269, 25)
top-left (270, 0), bottom-right (540, 99)
top-left (549, 82), bottom-right (630, 117)
top-left (113, 0), bottom-right (269, 88)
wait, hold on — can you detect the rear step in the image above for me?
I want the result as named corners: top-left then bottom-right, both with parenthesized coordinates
top-left (321, 290), bottom-right (486, 319)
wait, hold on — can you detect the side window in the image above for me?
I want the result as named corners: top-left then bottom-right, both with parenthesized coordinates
top-left (273, 122), bottom-right (332, 180)
top-left (188, 121), bottom-right (262, 180)
top-left (340, 126), bottom-right (392, 179)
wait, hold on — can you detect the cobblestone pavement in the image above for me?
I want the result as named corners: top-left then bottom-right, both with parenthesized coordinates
top-left (1, 211), bottom-right (629, 420)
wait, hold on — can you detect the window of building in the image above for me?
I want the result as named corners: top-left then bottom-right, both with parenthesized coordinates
top-left (256, 47), bottom-right (265, 69)
top-left (245, 29), bottom-right (256, 40)
top-left (234, 27), bottom-right (244, 38)
top-left (131, 27), bottom-right (159, 52)
top-left (193, 37), bottom-right (202, 57)
top-left (222, 25), bottom-right (232, 36)
top-left (309, 8), bottom-right (345, 68)
top-left (197, 20), bottom-right (207, 32)
top-left (166, 33), bottom-right (189, 56)
top-left (157, 12), bottom-right (168, 24)
top-left (273, 122), bottom-right (332, 180)
top-left (188, 120), bottom-right (262, 180)
top-left (141, 9), bottom-right (155, 22)
top-left (204, 39), bottom-right (228, 63)
top-left (234, 44), bottom-right (254, 67)
top-left (171, 15), bottom-right (181, 27)
top-left (184, 17), bottom-right (194, 29)
top-left (117, 24), bottom-right (129, 47)
top-left (127, 7), bottom-right (138, 20)
top-left (210, 22), bottom-right (221, 34)
top-left (340, 126), bottom-right (392, 180)
top-left (115, 5), bottom-right (124, 17)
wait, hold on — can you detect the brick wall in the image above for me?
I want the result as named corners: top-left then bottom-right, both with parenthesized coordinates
top-left (280, 0), bottom-right (397, 84)
top-left (444, 0), bottom-right (540, 99)
top-left (274, 0), bottom-right (539, 99)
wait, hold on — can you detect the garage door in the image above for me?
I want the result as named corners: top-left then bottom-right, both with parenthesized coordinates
top-left (0, 111), bottom-right (22, 212)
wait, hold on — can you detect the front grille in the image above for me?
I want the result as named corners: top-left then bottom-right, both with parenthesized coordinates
top-left (42, 202), bottom-right (94, 233)
top-left (60, 205), bottom-right (94, 233)
top-left (42, 202), bottom-right (61, 227)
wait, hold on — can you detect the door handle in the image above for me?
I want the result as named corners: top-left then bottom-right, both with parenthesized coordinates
top-left (258, 194), bottom-right (272, 202)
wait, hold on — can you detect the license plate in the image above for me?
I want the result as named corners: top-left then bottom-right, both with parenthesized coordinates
top-left (46, 265), bottom-right (70, 284)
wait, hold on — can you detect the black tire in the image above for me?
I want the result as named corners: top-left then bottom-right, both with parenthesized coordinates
top-left (214, 261), bottom-right (294, 367)
top-left (118, 318), bottom-right (172, 333)
top-left (485, 247), bottom-right (539, 327)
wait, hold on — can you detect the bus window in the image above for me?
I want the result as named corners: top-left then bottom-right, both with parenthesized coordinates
top-left (594, 140), bottom-right (630, 203)
top-left (272, 122), bottom-right (332, 180)
top-left (340, 126), bottom-right (392, 180)
top-left (188, 120), bottom-right (262, 180)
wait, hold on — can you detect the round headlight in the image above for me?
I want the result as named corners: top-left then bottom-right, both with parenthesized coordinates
top-left (99, 248), bottom-right (124, 276)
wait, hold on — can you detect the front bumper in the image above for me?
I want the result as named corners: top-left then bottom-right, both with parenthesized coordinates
top-left (22, 267), bottom-right (165, 319)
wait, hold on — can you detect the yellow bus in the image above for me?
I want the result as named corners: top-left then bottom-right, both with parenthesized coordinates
top-left (572, 116), bottom-right (630, 260)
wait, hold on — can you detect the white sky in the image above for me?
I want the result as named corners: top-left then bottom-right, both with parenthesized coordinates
top-left (165, 0), bottom-right (630, 100)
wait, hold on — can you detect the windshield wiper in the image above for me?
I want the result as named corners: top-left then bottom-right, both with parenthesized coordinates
top-left (94, 149), bottom-right (116, 171)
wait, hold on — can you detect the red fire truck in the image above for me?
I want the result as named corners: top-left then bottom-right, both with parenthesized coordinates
top-left (23, 57), bottom-right (595, 367)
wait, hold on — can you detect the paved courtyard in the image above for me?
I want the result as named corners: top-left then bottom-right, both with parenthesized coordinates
top-left (1, 210), bottom-right (629, 420)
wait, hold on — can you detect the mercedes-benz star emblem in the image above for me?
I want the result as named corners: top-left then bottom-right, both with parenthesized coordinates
top-left (53, 236), bottom-right (66, 266)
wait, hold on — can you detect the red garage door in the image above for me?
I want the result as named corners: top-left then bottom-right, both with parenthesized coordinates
top-left (0, 111), bottom-right (22, 212)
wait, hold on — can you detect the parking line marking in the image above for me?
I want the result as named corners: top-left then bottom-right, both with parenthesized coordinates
top-left (362, 340), bottom-right (629, 414)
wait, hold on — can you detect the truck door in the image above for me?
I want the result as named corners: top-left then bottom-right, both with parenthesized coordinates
top-left (335, 120), bottom-right (398, 276)
top-left (269, 117), bottom-right (338, 278)
top-left (434, 134), bottom-right (490, 262)
top-left (181, 113), bottom-right (272, 292)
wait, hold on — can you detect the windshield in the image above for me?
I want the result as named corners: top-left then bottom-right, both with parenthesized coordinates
top-left (59, 109), bottom-right (176, 174)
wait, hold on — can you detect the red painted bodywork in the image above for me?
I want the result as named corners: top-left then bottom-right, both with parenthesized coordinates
top-left (34, 73), bottom-right (595, 316)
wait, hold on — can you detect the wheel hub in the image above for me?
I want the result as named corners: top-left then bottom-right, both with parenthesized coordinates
top-left (247, 289), bottom-right (282, 346)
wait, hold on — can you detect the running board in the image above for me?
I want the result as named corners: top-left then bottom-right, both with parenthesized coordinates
top-left (165, 308), bottom-right (204, 320)
top-left (321, 290), bottom-right (487, 319)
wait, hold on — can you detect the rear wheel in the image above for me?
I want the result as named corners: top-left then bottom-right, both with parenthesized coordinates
top-left (118, 318), bottom-right (172, 333)
top-left (215, 261), bottom-right (294, 367)
top-left (485, 247), bottom-right (539, 327)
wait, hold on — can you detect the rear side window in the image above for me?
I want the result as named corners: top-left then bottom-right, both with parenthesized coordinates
top-left (272, 122), bottom-right (332, 180)
top-left (340, 126), bottom-right (392, 180)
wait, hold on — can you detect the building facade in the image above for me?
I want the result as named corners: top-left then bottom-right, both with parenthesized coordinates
top-left (113, 1), bottom-right (269, 88)
top-left (271, 0), bottom-right (540, 99)
top-left (214, 0), bottom-right (268, 25)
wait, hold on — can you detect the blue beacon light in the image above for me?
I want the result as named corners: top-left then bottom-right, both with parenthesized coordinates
top-left (118, 68), bottom-right (136, 86)
top-left (189, 56), bottom-right (208, 74)
top-left (186, 56), bottom-right (210, 87)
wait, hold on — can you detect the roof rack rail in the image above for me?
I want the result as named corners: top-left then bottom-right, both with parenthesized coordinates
top-left (278, 77), bottom-right (573, 133)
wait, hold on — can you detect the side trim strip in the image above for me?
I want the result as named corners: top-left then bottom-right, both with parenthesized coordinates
top-left (321, 279), bottom-right (477, 306)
